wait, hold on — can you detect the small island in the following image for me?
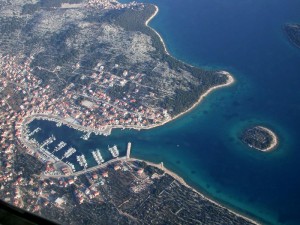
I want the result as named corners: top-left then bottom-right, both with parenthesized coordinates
top-left (240, 126), bottom-right (278, 152)
top-left (284, 23), bottom-right (300, 48)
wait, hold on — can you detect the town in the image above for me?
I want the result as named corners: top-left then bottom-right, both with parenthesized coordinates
top-left (0, 52), bottom-right (170, 174)
top-left (0, 0), bottom-right (249, 224)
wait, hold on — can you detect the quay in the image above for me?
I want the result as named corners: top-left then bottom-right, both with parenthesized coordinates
top-left (42, 157), bottom-right (127, 178)
top-left (126, 142), bottom-right (131, 159)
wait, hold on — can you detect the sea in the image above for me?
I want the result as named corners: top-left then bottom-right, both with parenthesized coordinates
top-left (29, 0), bottom-right (300, 224)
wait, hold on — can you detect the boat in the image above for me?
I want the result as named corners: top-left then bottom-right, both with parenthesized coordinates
top-left (108, 145), bottom-right (119, 158)
top-left (40, 135), bottom-right (56, 148)
top-left (66, 161), bottom-right (76, 172)
top-left (63, 147), bottom-right (76, 159)
top-left (92, 149), bottom-right (104, 165)
top-left (28, 127), bottom-right (41, 137)
top-left (76, 154), bottom-right (88, 168)
top-left (80, 132), bottom-right (91, 140)
top-left (53, 141), bottom-right (67, 152)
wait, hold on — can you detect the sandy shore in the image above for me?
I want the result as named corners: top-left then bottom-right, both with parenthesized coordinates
top-left (128, 157), bottom-right (260, 225)
top-left (145, 5), bottom-right (170, 55)
top-left (142, 4), bottom-right (235, 130)
top-left (257, 126), bottom-right (279, 152)
top-left (139, 71), bottom-right (235, 131)
top-left (168, 71), bottom-right (235, 123)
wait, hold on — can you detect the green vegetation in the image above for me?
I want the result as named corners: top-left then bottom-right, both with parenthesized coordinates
top-left (22, 0), bottom-right (84, 14)
top-left (0, 17), bottom-right (24, 34)
top-left (105, 4), bottom-right (228, 116)
top-left (240, 126), bottom-right (276, 151)
top-left (2, 1), bottom-right (230, 118)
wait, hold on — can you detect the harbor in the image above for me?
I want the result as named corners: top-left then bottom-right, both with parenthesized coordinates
top-left (22, 119), bottom-right (132, 177)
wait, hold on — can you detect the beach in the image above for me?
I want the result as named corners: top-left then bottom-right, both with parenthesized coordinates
top-left (128, 157), bottom-right (260, 225)
top-left (257, 126), bottom-right (279, 152)
top-left (145, 5), bottom-right (170, 56)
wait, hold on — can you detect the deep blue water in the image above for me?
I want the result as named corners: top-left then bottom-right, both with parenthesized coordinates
top-left (30, 0), bottom-right (300, 224)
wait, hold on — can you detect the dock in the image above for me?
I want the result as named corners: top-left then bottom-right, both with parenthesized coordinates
top-left (108, 145), bottom-right (119, 158)
top-left (126, 142), bottom-right (131, 159)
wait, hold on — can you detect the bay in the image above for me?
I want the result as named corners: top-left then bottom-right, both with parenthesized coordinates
top-left (30, 0), bottom-right (300, 224)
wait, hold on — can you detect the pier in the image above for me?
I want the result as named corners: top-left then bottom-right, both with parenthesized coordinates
top-left (42, 157), bottom-right (127, 178)
top-left (126, 142), bottom-right (131, 159)
top-left (28, 127), bottom-right (41, 137)
top-left (53, 141), bottom-right (67, 152)
top-left (62, 147), bottom-right (76, 159)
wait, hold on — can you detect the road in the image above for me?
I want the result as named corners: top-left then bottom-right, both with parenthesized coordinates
top-left (41, 157), bottom-right (127, 179)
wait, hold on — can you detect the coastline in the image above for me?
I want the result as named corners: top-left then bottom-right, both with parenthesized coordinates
top-left (142, 3), bottom-right (235, 129)
top-left (167, 71), bottom-right (235, 124)
top-left (128, 157), bottom-right (260, 225)
top-left (283, 24), bottom-right (300, 49)
top-left (17, 4), bottom-right (256, 224)
top-left (140, 71), bottom-right (235, 130)
top-left (19, 3), bottom-right (235, 138)
top-left (145, 5), bottom-right (170, 56)
top-left (257, 126), bottom-right (279, 152)
top-left (131, 5), bottom-right (259, 223)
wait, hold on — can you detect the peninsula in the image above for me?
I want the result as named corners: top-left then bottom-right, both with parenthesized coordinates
top-left (0, 0), bottom-right (250, 224)
top-left (0, 0), bottom-right (234, 176)
top-left (240, 126), bottom-right (278, 152)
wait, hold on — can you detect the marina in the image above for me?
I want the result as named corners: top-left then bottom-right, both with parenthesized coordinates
top-left (6, 0), bottom-right (300, 223)
top-left (22, 120), bottom-right (129, 176)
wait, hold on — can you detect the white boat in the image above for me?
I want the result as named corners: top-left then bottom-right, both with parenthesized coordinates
top-left (92, 149), bottom-right (104, 165)
top-left (76, 154), bottom-right (88, 168)
top-left (64, 147), bottom-right (76, 159)
top-left (80, 132), bottom-right (91, 140)
top-left (53, 141), bottom-right (67, 152)
top-left (66, 161), bottom-right (76, 172)
top-left (28, 127), bottom-right (41, 137)
top-left (40, 135), bottom-right (56, 148)
top-left (108, 145), bottom-right (119, 158)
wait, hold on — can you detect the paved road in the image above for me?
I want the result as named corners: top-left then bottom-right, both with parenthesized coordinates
top-left (41, 157), bottom-right (127, 179)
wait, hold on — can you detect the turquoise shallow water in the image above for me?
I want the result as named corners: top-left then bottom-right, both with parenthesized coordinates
top-left (30, 0), bottom-right (300, 224)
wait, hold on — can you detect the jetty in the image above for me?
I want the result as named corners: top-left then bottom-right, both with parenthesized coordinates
top-left (62, 147), bottom-right (76, 159)
top-left (126, 142), bottom-right (131, 159)
top-left (28, 127), bottom-right (41, 137)
top-left (40, 135), bottom-right (56, 148)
